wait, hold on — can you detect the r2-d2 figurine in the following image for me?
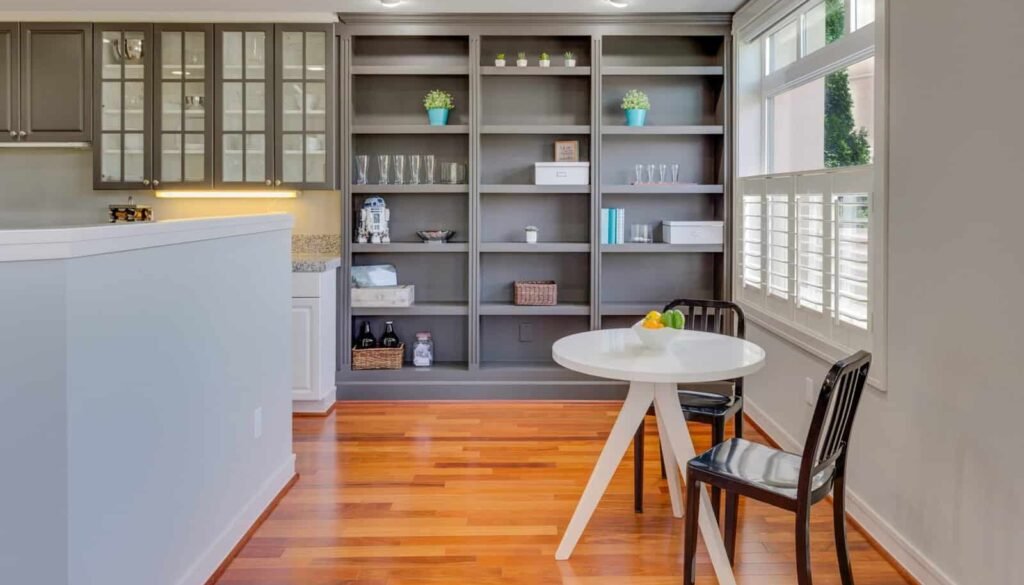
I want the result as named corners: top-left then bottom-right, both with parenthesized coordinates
top-left (357, 196), bottom-right (390, 244)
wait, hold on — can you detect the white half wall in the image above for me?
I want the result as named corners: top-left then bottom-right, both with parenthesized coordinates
top-left (743, 1), bottom-right (1024, 584)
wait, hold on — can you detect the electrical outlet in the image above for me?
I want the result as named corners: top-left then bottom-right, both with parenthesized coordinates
top-left (254, 407), bottom-right (263, 439)
top-left (519, 323), bottom-right (533, 342)
top-left (804, 378), bottom-right (816, 405)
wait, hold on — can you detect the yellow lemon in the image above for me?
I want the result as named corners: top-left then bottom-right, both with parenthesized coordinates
top-left (645, 310), bottom-right (661, 321)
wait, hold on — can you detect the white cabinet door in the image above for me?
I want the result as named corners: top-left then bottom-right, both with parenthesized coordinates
top-left (291, 297), bottom-right (318, 400)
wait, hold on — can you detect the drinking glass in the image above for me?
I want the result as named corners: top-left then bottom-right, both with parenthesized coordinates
top-left (646, 164), bottom-right (656, 185)
top-left (444, 162), bottom-right (459, 184)
top-left (355, 155), bottom-right (368, 185)
top-left (630, 224), bottom-right (653, 244)
top-left (457, 163), bottom-right (467, 184)
top-left (392, 154), bottom-right (406, 185)
top-left (424, 155), bottom-right (436, 184)
top-left (408, 155), bottom-right (421, 185)
top-left (634, 164), bottom-right (644, 185)
top-left (658, 164), bottom-right (668, 184)
top-left (377, 154), bottom-right (390, 184)
top-left (671, 163), bottom-right (680, 184)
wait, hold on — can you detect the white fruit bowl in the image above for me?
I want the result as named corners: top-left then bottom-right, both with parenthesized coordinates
top-left (631, 320), bottom-right (684, 350)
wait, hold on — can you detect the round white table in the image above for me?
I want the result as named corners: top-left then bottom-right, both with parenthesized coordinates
top-left (552, 328), bottom-right (766, 585)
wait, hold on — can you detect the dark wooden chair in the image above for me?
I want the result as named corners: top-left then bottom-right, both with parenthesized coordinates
top-left (633, 299), bottom-right (745, 515)
top-left (683, 350), bottom-right (872, 585)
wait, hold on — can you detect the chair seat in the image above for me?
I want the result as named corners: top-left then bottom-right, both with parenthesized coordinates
top-left (687, 438), bottom-right (834, 505)
top-left (678, 389), bottom-right (742, 418)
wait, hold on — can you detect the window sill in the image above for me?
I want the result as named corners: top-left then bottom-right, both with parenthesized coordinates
top-left (738, 301), bottom-right (887, 392)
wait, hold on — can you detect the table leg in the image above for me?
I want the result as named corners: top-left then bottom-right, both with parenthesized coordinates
top-left (555, 381), bottom-right (655, 561)
top-left (653, 397), bottom-right (684, 518)
top-left (653, 383), bottom-right (737, 585)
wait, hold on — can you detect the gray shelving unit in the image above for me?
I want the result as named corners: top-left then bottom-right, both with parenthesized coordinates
top-left (336, 14), bottom-right (731, 398)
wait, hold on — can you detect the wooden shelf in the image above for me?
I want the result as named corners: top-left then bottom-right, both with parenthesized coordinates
top-left (601, 244), bottom-right (723, 253)
top-left (480, 184), bottom-right (590, 194)
top-left (352, 243), bottom-right (469, 253)
top-left (352, 124), bottom-right (469, 134)
top-left (481, 125), bottom-right (590, 135)
top-left (351, 302), bottom-right (468, 316)
top-left (352, 184), bottom-right (469, 194)
top-left (480, 303), bottom-right (590, 316)
top-left (351, 65), bottom-right (469, 75)
top-left (601, 184), bottom-right (724, 194)
top-left (343, 362), bottom-right (469, 382)
top-left (480, 243), bottom-right (589, 253)
top-left (602, 125), bottom-right (724, 135)
top-left (481, 66), bottom-right (591, 76)
top-left (601, 66), bottom-right (724, 76)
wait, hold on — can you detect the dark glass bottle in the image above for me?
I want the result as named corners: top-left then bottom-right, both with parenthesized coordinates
top-left (381, 321), bottom-right (401, 348)
top-left (355, 321), bottom-right (377, 349)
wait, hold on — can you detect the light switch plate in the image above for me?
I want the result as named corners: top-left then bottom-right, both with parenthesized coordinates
top-left (519, 323), bottom-right (533, 342)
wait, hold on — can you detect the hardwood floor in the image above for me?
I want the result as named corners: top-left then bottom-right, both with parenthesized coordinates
top-left (213, 401), bottom-right (912, 585)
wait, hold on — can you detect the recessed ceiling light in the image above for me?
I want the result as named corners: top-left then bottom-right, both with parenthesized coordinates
top-left (607, 0), bottom-right (630, 7)
top-left (380, 0), bottom-right (402, 7)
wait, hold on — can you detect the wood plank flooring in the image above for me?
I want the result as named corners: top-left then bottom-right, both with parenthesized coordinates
top-left (213, 401), bottom-right (912, 585)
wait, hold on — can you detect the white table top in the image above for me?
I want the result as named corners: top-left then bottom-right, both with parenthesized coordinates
top-left (552, 328), bottom-right (766, 384)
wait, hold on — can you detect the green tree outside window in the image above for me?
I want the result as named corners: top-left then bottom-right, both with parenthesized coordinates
top-left (824, 0), bottom-right (871, 168)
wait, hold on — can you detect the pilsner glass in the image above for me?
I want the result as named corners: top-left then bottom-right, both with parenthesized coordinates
top-left (424, 155), bottom-right (436, 184)
top-left (634, 164), bottom-right (644, 185)
top-left (409, 155), bottom-right (421, 184)
top-left (392, 154), bottom-right (406, 185)
top-left (355, 155), bottom-right (368, 185)
top-left (377, 154), bottom-right (389, 184)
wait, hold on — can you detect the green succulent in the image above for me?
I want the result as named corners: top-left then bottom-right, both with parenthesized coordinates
top-left (517, 52), bottom-right (527, 60)
top-left (564, 51), bottom-right (575, 59)
top-left (540, 52), bottom-right (550, 61)
top-left (621, 89), bottom-right (651, 111)
top-left (423, 89), bottom-right (454, 111)
top-left (495, 52), bottom-right (505, 60)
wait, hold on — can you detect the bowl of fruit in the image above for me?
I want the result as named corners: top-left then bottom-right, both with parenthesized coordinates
top-left (632, 309), bottom-right (687, 350)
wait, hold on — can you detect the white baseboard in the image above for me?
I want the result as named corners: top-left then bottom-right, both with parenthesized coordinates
top-left (743, 399), bottom-right (957, 585)
top-left (292, 395), bottom-right (336, 414)
top-left (174, 453), bottom-right (297, 585)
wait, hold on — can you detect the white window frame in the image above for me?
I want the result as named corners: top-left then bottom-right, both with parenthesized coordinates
top-left (732, 0), bottom-right (887, 389)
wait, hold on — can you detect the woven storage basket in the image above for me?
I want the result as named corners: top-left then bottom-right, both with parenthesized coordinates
top-left (514, 280), bottom-right (557, 306)
top-left (352, 344), bottom-right (404, 370)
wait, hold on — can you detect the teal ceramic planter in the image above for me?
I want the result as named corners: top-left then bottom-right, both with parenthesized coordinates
top-left (427, 108), bottom-right (449, 126)
top-left (625, 108), bottom-right (647, 127)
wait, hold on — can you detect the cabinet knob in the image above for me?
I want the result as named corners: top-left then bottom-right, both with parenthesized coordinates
top-left (152, 180), bottom-right (160, 187)
top-left (18, 130), bottom-right (27, 137)
top-left (265, 179), bottom-right (272, 186)
top-left (275, 179), bottom-right (282, 186)
top-left (142, 179), bottom-right (150, 186)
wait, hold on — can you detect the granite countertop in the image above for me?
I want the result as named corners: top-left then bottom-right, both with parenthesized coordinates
top-left (292, 234), bottom-right (341, 273)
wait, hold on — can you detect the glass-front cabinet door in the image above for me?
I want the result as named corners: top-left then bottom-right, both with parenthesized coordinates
top-left (154, 24), bottom-right (213, 189)
top-left (215, 24), bottom-right (274, 188)
top-left (94, 24), bottom-right (152, 189)
top-left (275, 24), bottom-right (336, 190)
top-left (0, 23), bottom-right (19, 143)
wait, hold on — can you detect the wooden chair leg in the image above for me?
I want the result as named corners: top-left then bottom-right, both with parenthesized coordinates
top-left (796, 505), bottom-right (813, 585)
top-left (834, 475), bottom-right (855, 585)
top-left (633, 422), bottom-right (644, 513)
top-left (683, 474), bottom-right (701, 585)
top-left (710, 417), bottom-right (725, 519)
top-left (724, 491), bottom-right (739, 564)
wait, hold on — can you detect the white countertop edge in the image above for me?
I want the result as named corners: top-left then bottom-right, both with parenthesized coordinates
top-left (0, 213), bottom-right (294, 262)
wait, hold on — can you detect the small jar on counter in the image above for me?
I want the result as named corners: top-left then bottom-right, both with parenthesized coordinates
top-left (412, 331), bottom-right (433, 367)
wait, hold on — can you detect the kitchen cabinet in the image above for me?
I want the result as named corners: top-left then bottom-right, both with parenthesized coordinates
top-left (93, 23), bottom-right (152, 189)
top-left (0, 22), bottom-right (91, 144)
top-left (291, 269), bottom-right (337, 414)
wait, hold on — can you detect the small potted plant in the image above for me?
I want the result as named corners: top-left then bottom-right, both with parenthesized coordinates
top-left (423, 89), bottom-right (454, 126)
top-left (494, 52), bottom-right (506, 67)
top-left (539, 52), bottom-right (551, 67)
top-left (621, 89), bottom-right (651, 127)
top-left (516, 52), bottom-right (528, 67)
top-left (564, 51), bottom-right (576, 67)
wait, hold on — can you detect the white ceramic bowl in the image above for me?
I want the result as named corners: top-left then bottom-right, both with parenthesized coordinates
top-left (631, 320), bottom-right (684, 350)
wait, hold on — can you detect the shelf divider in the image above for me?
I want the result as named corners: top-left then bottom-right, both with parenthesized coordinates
top-left (352, 64), bottom-right (469, 75)
top-left (601, 243), bottom-right (723, 253)
top-left (481, 66), bottom-right (592, 76)
top-left (601, 125), bottom-right (724, 135)
top-left (352, 124), bottom-right (470, 135)
top-left (600, 184), bottom-right (724, 194)
top-left (480, 242), bottom-right (589, 253)
top-left (480, 184), bottom-right (590, 194)
top-left (352, 243), bottom-right (470, 253)
top-left (352, 184), bottom-right (469, 194)
top-left (601, 65), bottom-right (724, 76)
top-left (351, 302), bottom-right (468, 316)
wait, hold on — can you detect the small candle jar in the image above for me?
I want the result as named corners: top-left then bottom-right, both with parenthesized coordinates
top-left (525, 226), bottom-right (538, 244)
top-left (412, 332), bottom-right (433, 367)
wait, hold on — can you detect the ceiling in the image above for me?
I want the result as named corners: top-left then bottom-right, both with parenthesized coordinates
top-left (0, 0), bottom-right (746, 14)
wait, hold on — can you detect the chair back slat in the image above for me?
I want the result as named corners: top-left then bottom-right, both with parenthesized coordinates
top-left (663, 298), bottom-right (745, 340)
top-left (801, 351), bottom-right (871, 489)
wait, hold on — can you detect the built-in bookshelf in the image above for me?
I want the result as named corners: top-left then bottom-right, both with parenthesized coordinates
top-left (336, 15), bottom-right (731, 397)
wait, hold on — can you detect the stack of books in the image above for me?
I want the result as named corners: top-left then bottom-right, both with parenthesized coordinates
top-left (600, 208), bottom-right (625, 244)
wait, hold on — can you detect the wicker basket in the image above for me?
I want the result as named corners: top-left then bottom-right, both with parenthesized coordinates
top-left (514, 280), bottom-right (557, 306)
top-left (352, 344), bottom-right (404, 370)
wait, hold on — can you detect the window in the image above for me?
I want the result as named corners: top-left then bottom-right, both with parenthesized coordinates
top-left (767, 20), bottom-right (798, 73)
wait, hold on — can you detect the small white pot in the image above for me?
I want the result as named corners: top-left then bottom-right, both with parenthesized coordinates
top-left (539, 59), bottom-right (551, 67)
top-left (516, 59), bottom-right (528, 67)
top-left (565, 59), bottom-right (577, 67)
top-left (494, 59), bottom-right (506, 67)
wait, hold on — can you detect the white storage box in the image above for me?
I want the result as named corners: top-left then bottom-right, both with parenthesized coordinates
top-left (534, 162), bottom-right (590, 185)
top-left (351, 285), bottom-right (415, 307)
top-left (661, 221), bottom-right (724, 245)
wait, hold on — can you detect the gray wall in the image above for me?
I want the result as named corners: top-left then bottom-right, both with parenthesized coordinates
top-left (743, 1), bottom-right (1024, 583)
top-left (0, 148), bottom-right (340, 234)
